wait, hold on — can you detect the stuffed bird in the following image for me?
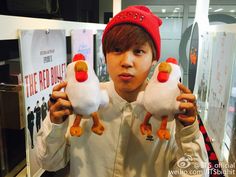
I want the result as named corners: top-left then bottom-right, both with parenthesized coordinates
top-left (65, 53), bottom-right (109, 137)
top-left (137, 58), bottom-right (182, 141)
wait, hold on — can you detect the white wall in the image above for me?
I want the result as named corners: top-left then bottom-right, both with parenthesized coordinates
top-left (159, 18), bottom-right (183, 61)
top-left (0, 15), bottom-right (106, 40)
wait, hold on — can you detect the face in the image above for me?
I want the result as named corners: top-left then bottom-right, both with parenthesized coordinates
top-left (106, 42), bottom-right (154, 94)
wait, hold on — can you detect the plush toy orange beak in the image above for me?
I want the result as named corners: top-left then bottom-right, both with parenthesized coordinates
top-left (157, 62), bottom-right (172, 82)
top-left (74, 60), bottom-right (88, 82)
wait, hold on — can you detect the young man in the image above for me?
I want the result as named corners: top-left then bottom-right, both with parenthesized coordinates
top-left (27, 106), bottom-right (35, 149)
top-left (36, 5), bottom-right (208, 177)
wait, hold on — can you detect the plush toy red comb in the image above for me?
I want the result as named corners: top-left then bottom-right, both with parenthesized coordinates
top-left (166, 57), bottom-right (178, 65)
top-left (73, 53), bottom-right (88, 82)
top-left (73, 53), bottom-right (85, 62)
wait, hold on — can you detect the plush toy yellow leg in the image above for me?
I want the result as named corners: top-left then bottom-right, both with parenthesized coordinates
top-left (70, 115), bottom-right (83, 137)
top-left (91, 112), bottom-right (105, 135)
top-left (157, 116), bottom-right (170, 140)
top-left (140, 112), bottom-right (153, 137)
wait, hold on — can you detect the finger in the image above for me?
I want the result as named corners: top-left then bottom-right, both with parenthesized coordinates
top-left (179, 102), bottom-right (197, 119)
top-left (179, 102), bottom-right (195, 111)
top-left (52, 109), bottom-right (72, 117)
top-left (52, 98), bottom-right (73, 111)
top-left (48, 95), bottom-right (71, 109)
top-left (49, 96), bottom-right (57, 104)
top-left (178, 83), bottom-right (192, 94)
top-left (50, 109), bottom-right (72, 124)
top-left (48, 100), bottom-right (52, 109)
top-left (51, 91), bottom-right (69, 100)
top-left (49, 82), bottom-right (68, 106)
top-left (53, 81), bottom-right (67, 92)
top-left (177, 94), bottom-right (196, 103)
top-left (176, 114), bottom-right (196, 124)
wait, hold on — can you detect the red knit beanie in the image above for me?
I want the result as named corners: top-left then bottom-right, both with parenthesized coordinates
top-left (102, 5), bottom-right (162, 60)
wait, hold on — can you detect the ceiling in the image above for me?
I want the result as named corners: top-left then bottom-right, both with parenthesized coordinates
top-left (147, 5), bottom-right (236, 18)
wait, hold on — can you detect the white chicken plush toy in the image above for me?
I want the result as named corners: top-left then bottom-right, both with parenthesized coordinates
top-left (137, 57), bottom-right (182, 141)
top-left (65, 53), bottom-right (109, 137)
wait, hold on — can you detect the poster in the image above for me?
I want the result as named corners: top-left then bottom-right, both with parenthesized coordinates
top-left (195, 31), bottom-right (213, 120)
top-left (71, 29), bottom-right (94, 69)
top-left (205, 32), bottom-right (236, 160)
top-left (188, 22), bottom-right (199, 92)
top-left (94, 30), bottom-right (109, 82)
top-left (226, 52), bottom-right (236, 164)
top-left (19, 30), bottom-right (67, 176)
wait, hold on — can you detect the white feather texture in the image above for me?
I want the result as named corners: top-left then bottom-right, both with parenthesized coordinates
top-left (65, 61), bottom-right (109, 116)
top-left (140, 62), bottom-right (182, 120)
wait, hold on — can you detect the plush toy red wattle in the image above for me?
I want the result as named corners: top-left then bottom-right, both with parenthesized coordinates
top-left (65, 53), bottom-right (109, 137)
top-left (137, 57), bottom-right (182, 141)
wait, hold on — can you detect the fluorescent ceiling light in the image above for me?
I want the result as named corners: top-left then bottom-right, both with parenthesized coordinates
top-left (214, 8), bottom-right (223, 12)
top-left (230, 10), bottom-right (235, 13)
top-left (162, 9), bottom-right (166, 13)
top-left (173, 9), bottom-right (178, 13)
top-left (175, 7), bottom-right (180, 10)
top-left (209, 7), bottom-right (212, 10)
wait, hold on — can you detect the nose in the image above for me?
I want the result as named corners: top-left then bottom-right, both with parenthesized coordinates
top-left (120, 51), bottom-right (134, 68)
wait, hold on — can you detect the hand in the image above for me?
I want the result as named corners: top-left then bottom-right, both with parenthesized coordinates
top-left (175, 83), bottom-right (197, 126)
top-left (48, 81), bottom-right (73, 124)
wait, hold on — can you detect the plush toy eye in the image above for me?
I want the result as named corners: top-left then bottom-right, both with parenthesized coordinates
top-left (179, 78), bottom-right (182, 83)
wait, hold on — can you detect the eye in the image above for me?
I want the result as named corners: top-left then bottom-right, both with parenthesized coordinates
top-left (179, 78), bottom-right (182, 83)
top-left (134, 49), bottom-right (145, 55)
top-left (113, 47), bottom-right (122, 53)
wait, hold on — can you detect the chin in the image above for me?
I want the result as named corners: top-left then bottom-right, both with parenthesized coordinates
top-left (117, 83), bottom-right (140, 92)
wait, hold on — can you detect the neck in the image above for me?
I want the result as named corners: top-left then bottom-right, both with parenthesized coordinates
top-left (115, 80), bottom-right (148, 103)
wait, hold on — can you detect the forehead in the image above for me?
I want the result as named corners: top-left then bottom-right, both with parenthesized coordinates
top-left (131, 42), bottom-right (151, 49)
top-left (107, 25), bottom-right (152, 46)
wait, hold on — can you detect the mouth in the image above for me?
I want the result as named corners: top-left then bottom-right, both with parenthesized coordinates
top-left (118, 73), bottom-right (134, 81)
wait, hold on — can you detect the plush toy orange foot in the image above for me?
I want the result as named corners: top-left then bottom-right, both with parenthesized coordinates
top-left (70, 126), bottom-right (83, 137)
top-left (91, 112), bottom-right (105, 135)
top-left (140, 123), bottom-right (154, 141)
top-left (140, 123), bottom-right (152, 136)
top-left (157, 129), bottom-right (170, 140)
top-left (70, 115), bottom-right (83, 136)
top-left (91, 123), bottom-right (104, 135)
top-left (140, 112), bottom-right (152, 136)
top-left (156, 115), bottom-right (170, 140)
